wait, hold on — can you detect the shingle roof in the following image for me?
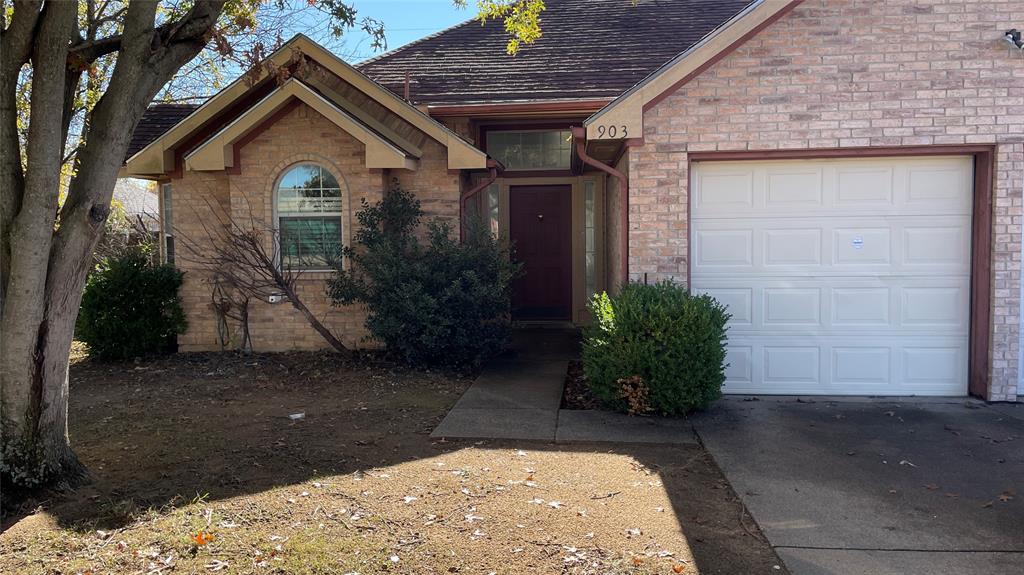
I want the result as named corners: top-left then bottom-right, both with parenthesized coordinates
top-left (125, 1), bottom-right (757, 159)
top-left (126, 103), bottom-right (200, 160)
top-left (357, 0), bottom-right (756, 106)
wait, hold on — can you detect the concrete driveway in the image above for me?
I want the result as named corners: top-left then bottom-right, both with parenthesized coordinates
top-left (691, 397), bottom-right (1024, 575)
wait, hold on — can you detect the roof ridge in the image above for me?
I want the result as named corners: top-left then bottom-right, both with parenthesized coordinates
top-left (355, 12), bottom-right (482, 68)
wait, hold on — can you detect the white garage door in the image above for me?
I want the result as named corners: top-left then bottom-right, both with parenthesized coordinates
top-left (691, 156), bottom-right (972, 396)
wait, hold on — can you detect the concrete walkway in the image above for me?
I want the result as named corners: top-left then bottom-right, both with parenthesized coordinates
top-left (431, 328), bottom-right (695, 444)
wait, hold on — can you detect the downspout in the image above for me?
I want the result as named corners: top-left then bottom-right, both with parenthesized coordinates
top-left (571, 126), bottom-right (639, 287)
top-left (459, 158), bottom-right (501, 242)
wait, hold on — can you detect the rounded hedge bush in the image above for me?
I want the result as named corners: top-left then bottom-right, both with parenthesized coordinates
top-left (582, 281), bottom-right (731, 415)
top-left (77, 249), bottom-right (187, 360)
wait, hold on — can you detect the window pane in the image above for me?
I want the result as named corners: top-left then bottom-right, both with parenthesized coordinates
top-left (277, 164), bottom-right (342, 214)
top-left (319, 169), bottom-right (341, 190)
top-left (161, 184), bottom-right (173, 229)
top-left (280, 164), bottom-right (320, 190)
top-left (162, 184), bottom-right (174, 264)
top-left (520, 133), bottom-right (544, 168)
top-left (487, 183), bottom-right (499, 236)
top-left (280, 217), bottom-right (342, 269)
top-left (583, 180), bottom-right (596, 300)
top-left (487, 130), bottom-right (571, 171)
top-left (584, 253), bottom-right (595, 300)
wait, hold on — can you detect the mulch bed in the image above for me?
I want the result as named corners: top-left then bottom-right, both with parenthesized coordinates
top-left (561, 359), bottom-right (603, 410)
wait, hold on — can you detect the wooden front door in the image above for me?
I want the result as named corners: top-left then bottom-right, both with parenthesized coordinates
top-left (509, 185), bottom-right (572, 320)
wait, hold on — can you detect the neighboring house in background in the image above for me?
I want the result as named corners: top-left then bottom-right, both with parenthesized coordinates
top-left (111, 178), bottom-right (160, 232)
top-left (121, 0), bottom-right (1024, 402)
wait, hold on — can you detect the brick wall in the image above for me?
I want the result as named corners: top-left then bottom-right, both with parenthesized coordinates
top-left (631, 0), bottom-right (1024, 400)
top-left (173, 102), bottom-right (460, 352)
top-left (394, 138), bottom-right (462, 227)
top-left (604, 154), bottom-right (627, 293)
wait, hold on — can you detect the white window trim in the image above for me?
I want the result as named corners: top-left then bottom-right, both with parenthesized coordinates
top-left (273, 163), bottom-right (347, 273)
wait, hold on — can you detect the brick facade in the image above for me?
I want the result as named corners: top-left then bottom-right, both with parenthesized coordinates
top-left (173, 102), bottom-right (460, 353)
top-left (629, 0), bottom-right (1024, 400)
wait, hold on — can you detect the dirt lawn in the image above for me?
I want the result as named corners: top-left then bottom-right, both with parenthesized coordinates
top-left (1, 352), bottom-right (785, 574)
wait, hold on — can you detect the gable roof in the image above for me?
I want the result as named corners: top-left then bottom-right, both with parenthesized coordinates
top-left (356, 0), bottom-right (756, 106)
top-left (584, 0), bottom-right (803, 140)
top-left (185, 79), bottom-right (417, 172)
top-left (123, 34), bottom-right (486, 177)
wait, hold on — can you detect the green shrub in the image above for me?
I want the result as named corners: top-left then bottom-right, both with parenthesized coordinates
top-left (77, 248), bottom-right (187, 360)
top-left (328, 182), bottom-right (521, 368)
top-left (582, 281), bottom-right (731, 415)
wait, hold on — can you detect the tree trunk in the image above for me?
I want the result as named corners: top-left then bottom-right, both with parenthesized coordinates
top-left (1, 0), bottom-right (226, 491)
top-left (283, 284), bottom-right (353, 358)
top-left (0, 0), bottom-right (83, 487)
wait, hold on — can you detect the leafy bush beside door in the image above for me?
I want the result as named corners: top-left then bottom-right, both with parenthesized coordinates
top-left (582, 281), bottom-right (731, 415)
top-left (329, 182), bottom-right (521, 368)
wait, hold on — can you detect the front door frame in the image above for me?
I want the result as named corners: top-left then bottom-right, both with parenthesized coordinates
top-left (483, 175), bottom-right (606, 324)
top-left (687, 144), bottom-right (996, 399)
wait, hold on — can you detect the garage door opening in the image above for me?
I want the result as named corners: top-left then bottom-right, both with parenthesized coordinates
top-left (690, 155), bottom-right (975, 396)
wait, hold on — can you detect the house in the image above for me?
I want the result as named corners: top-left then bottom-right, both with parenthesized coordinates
top-left (123, 0), bottom-right (1024, 402)
top-left (112, 178), bottom-right (160, 232)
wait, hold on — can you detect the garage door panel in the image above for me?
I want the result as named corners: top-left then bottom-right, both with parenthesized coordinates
top-left (901, 286), bottom-right (968, 327)
top-left (724, 346), bottom-right (753, 385)
top-left (831, 287), bottom-right (890, 326)
top-left (721, 336), bottom-right (968, 395)
top-left (698, 278), bottom-right (968, 336)
top-left (692, 216), bottom-right (970, 276)
top-left (902, 347), bottom-right (965, 386)
top-left (903, 223), bottom-right (969, 266)
top-left (763, 288), bottom-right (821, 326)
top-left (836, 166), bottom-right (895, 206)
top-left (694, 170), bottom-right (754, 209)
top-left (764, 229), bottom-right (822, 266)
top-left (833, 227), bottom-right (891, 265)
top-left (906, 161), bottom-right (974, 208)
top-left (692, 157), bottom-right (973, 218)
top-left (706, 288), bottom-right (753, 326)
top-left (832, 347), bottom-right (891, 385)
top-left (766, 168), bottom-right (823, 207)
top-left (763, 346), bottom-right (821, 384)
top-left (694, 229), bottom-right (753, 268)
top-left (692, 156), bottom-right (971, 396)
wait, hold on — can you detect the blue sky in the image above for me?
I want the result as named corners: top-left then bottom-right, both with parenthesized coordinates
top-left (317, 1), bottom-right (473, 63)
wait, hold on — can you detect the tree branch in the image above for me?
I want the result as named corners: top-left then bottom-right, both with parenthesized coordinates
top-left (1, 1), bottom-right (43, 75)
top-left (68, 0), bottom-right (223, 66)
top-left (0, 1), bottom-right (44, 304)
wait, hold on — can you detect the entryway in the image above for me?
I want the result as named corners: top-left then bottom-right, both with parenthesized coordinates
top-left (509, 185), bottom-right (572, 320)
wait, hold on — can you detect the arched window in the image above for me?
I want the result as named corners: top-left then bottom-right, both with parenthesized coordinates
top-left (276, 163), bottom-right (343, 270)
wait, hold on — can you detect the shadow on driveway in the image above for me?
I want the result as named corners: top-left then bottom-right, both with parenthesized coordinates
top-left (691, 397), bottom-right (1024, 575)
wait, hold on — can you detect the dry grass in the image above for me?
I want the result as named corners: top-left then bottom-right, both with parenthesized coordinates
top-left (1, 352), bottom-right (783, 575)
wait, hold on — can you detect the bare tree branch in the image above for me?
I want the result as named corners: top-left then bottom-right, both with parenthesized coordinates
top-left (176, 194), bottom-right (352, 358)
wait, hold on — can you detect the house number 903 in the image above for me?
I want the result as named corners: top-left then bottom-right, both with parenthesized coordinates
top-left (595, 124), bottom-right (628, 139)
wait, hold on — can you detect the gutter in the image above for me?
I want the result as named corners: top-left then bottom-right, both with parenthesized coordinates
top-left (570, 126), bottom-right (641, 287)
top-left (428, 99), bottom-right (612, 118)
top-left (460, 158), bottom-right (502, 242)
